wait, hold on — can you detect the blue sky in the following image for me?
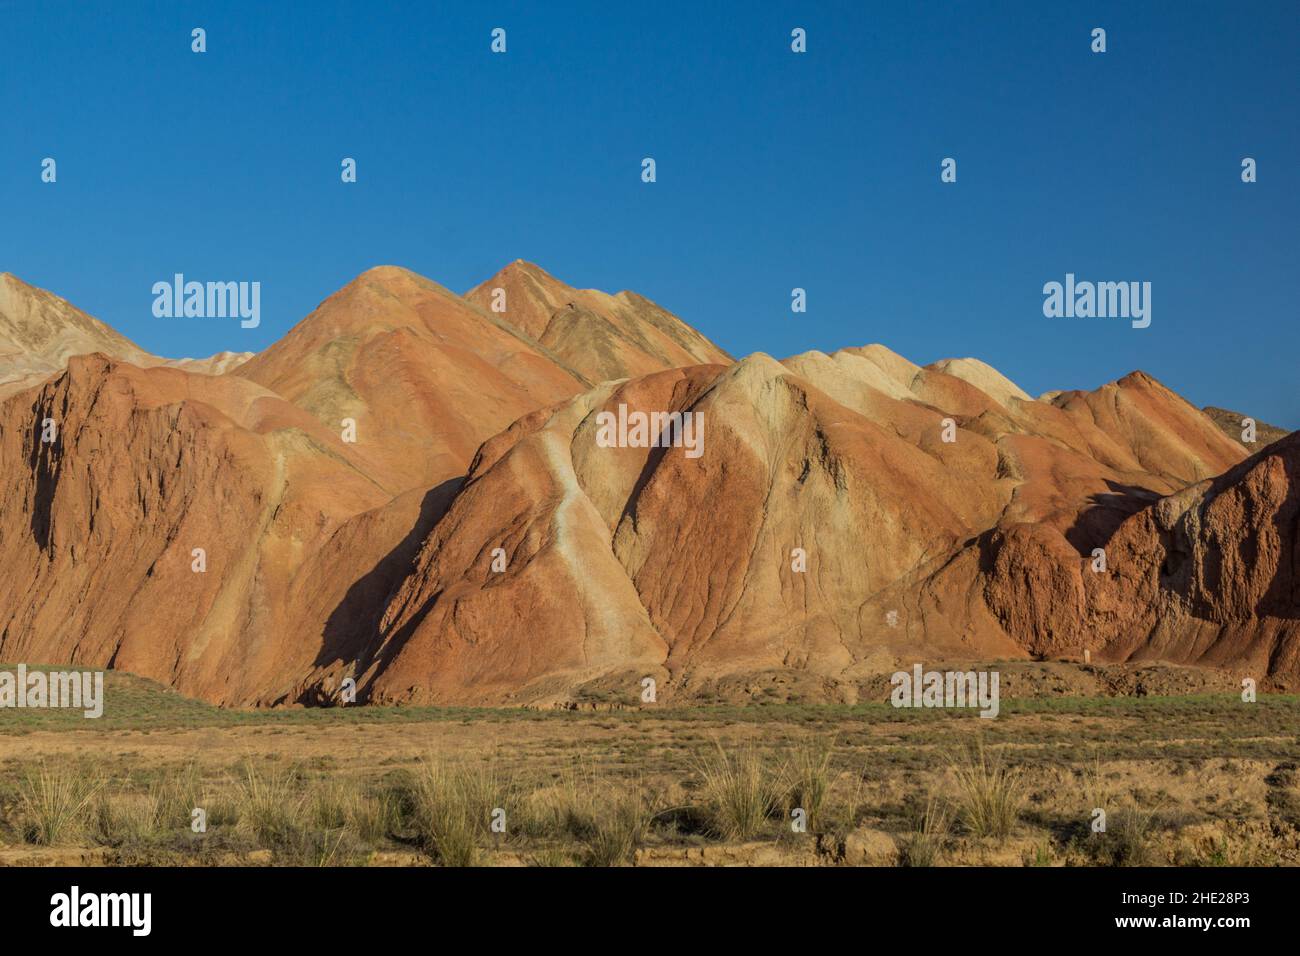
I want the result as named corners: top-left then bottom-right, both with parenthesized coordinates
top-left (1, 0), bottom-right (1296, 425)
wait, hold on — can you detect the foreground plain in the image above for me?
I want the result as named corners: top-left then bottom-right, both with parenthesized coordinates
top-left (1, 670), bottom-right (1298, 867)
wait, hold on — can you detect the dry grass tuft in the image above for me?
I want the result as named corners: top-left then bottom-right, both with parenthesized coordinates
top-left (19, 761), bottom-right (105, 846)
top-left (947, 739), bottom-right (1024, 841)
top-left (694, 741), bottom-right (784, 840)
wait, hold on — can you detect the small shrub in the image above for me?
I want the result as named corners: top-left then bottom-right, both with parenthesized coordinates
top-left (577, 790), bottom-right (651, 866)
top-left (1089, 805), bottom-right (1159, 866)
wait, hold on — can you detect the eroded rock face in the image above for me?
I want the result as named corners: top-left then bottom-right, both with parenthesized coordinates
top-left (0, 354), bottom-right (391, 704)
top-left (976, 432), bottom-right (1299, 677)
top-left (353, 342), bottom-right (1291, 706)
top-left (0, 264), bottom-right (1293, 707)
top-left (1086, 433), bottom-right (1300, 673)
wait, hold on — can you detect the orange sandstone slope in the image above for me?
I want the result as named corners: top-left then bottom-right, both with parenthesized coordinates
top-left (981, 429), bottom-right (1300, 678)
top-left (359, 356), bottom-right (1005, 705)
top-left (351, 346), bottom-right (1279, 706)
top-left (0, 354), bottom-right (391, 705)
top-left (1087, 430), bottom-right (1299, 674)
top-left (0, 268), bottom-right (543, 706)
top-left (465, 260), bottom-right (732, 385)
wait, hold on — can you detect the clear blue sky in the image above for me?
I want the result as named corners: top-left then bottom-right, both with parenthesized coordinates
top-left (1, 0), bottom-right (1296, 425)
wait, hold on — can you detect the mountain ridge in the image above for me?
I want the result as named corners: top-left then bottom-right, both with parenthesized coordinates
top-left (0, 265), bottom-right (1292, 707)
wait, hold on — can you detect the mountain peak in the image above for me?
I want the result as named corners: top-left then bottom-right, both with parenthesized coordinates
top-left (465, 261), bottom-right (731, 383)
top-left (232, 263), bottom-right (589, 492)
top-left (358, 263), bottom-right (414, 280)
top-left (926, 357), bottom-right (1032, 407)
top-left (343, 264), bottom-right (456, 298)
top-left (501, 258), bottom-right (559, 279)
